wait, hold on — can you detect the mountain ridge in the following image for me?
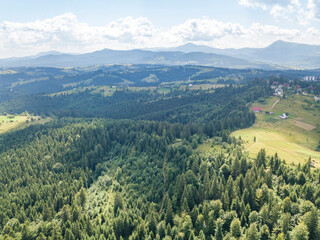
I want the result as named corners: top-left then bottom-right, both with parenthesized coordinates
top-left (153, 40), bottom-right (320, 69)
top-left (0, 40), bottom-right (319, 69)
top-left (0, 48), bottom-right (276, 69)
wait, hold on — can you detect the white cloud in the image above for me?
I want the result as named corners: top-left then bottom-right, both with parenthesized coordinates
top-left (239, 0), bottom-right (320, 24)
top-left (0, 14), bottom-right (158, 57)
top-left (167, 19), bottom-right (245, 42)
top-left (0, 14), bottom-right (320, 58)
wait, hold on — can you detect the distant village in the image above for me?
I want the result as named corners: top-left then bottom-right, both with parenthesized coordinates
top-left (251, 77), bottom-right (320, 119)
top-left (271, 80), bottom-right (320, 102)
top-left (302, 75), bottom-right (320, 81)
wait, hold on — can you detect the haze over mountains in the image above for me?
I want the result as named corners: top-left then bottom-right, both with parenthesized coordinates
top-left (157, 40), bottom-right (320, 69)
top-left (0, 40), bottom-right (319, 69)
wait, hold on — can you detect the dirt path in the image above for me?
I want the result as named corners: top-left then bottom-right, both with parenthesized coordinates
top-left (159, 154), bottom-right (167, 214)
top-left (271, 98), bottom-right (280, 109)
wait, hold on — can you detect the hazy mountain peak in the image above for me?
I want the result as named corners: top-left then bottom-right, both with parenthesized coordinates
top-left (269, 40), bottom-right (288, 46)
top-left (1, 40), bottom-right (320, 69)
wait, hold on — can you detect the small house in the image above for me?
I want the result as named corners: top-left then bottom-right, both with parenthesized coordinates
top-left (274, 88), bottom-right (283, 97)
top-left (252, 107), bottom-right (262, 113)
top-left (279, 113), bottom-right (288, 119)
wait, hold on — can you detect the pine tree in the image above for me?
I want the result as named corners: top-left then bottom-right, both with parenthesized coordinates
top-left (290, 222), bottom-right (309, 240)
top-left (246, 223), bottom-right (259, 240)
top-left (64, 229), bottom-right (75, 240)
top-left (165, 197), bottom-right (174, 226)
top-left (114, 192), bottom-right (124, 215)
top-left (230, 218), bottom-right (241, 239)
top-left (21, 225), bottom-right (34, 240)
top-left (282, 197), bottom-right (291, 213)
top-left (260, 225), bottom-right (270, 240)
top-left (281, 213), bottom-right (291, 236)
top-left (182, 197), bottom-right (190, 213)
top-left (79, 188), bottom-right (87, 209)
top-left (182, 214), bottom-right (193, 240)
top-left (304, 208), bottom-right (318, 240)
top-left (215, 218), bottom-right (224, 240)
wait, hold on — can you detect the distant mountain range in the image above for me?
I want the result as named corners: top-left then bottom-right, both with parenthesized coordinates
top-left (0, 40), bottom-right (319, 69)
top-left (151, 41), bottom-right (320, 69)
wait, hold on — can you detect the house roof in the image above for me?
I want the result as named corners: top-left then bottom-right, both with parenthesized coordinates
top-left (252, 107), bottom-right (262, 111)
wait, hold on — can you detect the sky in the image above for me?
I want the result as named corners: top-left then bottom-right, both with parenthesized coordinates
top-left (1, 0), bottom-right (320, 58)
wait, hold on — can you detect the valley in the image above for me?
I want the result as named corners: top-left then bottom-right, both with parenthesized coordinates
top-left (2, 2), bottom-right (320, 239)
top-left (0, 64), bottom-right (319, 240)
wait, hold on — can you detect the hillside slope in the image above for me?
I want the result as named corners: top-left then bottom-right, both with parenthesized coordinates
top-left (232, 95), bottom-right (320, 166)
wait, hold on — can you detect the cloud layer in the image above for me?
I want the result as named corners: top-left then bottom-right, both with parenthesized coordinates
top-left (1, 13), bottom-right (320, 58)
top-left (239, 0), bottom-right (320, 24)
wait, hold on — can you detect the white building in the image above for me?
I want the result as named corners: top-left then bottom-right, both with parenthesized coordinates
top-left (279, 113), bottom-right (288, 119)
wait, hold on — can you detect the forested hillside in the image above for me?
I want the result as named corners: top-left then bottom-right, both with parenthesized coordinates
top-left (0, 80), bottom-right (269, 130)
top-left (0, 118), bottom-right (320, 240)
top-left (0, 65), bottom-right (318, 104)
top-left (0, 65), bottom-right (319, 240)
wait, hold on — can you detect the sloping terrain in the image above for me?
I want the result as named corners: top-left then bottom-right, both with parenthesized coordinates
top-left (232, 95), bottom-right (320, 166)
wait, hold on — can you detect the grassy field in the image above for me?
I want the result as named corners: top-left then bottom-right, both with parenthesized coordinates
top-left (49, 83), bottom-right (227, 98)
top-left (90, 86), bottom-right (118, 96)
top-left (127, 86), bottom-right (171, 94)
top-left (49, 86), bottom-right (118, 97)
top-left (232, 94), bottom-right (320, 167)
top-left (195, 140), bottom-right (224, 158)
top-left (0, 115), bottom-right (51, 134)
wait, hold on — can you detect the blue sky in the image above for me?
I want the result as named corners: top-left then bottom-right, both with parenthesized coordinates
top-left (0, 0), bottom-right (302, 27)
top-left (0, 0), bottom-right (320, 58)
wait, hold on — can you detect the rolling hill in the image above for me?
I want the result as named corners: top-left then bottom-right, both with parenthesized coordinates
top-left (0, 49), bottom-right (275, 69)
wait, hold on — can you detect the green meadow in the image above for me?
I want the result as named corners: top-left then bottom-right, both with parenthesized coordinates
top-left (232, 94), bottom-right (320, 167)
top-left (0, 115), bottom-right (51, 134)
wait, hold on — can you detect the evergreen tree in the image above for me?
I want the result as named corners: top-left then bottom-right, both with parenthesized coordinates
top-left (79, 188), bottom-right (87, 209)
top-left (114, 192), bottom-right (124, 215)
top-left (215, 219), bottom-right (224, 240)
top-left (246, 223), bottom-right (259, 240)
top-left (165, 197), bottom-right (174, 226)
top-left (230, 218), bottom-right (241, 239)
top-left (290, 222), bottom-right (309, 240)
top-left (304, 208), bottom-right (318, 240)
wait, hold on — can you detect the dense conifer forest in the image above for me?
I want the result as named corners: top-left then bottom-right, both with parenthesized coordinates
top-left (0, 65), bottom-right (319, 240)
top-left (1, 118), bottom-right (320, 240)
